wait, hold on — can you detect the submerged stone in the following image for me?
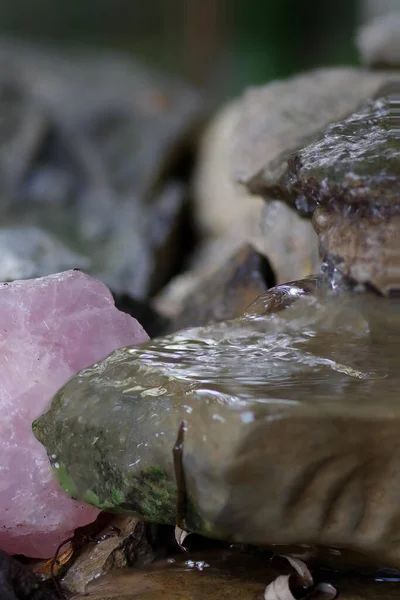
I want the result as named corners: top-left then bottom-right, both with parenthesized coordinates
top-left (34, 285), bottom-right (400, 570)
top-left (0, 270), bottom-right (149, 558)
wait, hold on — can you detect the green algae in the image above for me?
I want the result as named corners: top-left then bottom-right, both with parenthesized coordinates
top-left (55, 462), bottom-right (79, 498)
top-left (118, 466), bottom-right (177, 524)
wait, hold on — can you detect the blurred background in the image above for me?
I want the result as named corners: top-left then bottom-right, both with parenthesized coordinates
top-left (0, 0), bottom-right (397, 98)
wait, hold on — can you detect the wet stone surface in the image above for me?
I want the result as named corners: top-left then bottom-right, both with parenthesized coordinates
top-left (35, 286), bottom-right (400, 571)
top-left (237, 82), bottom-right (400, 297)
top-left (230, 68), bottom-right (393, 195)
top-left (61, 516), bottom-right (154, 595)
top-left (164, 244), bottom-right (275, 333)
top-left (262, 86), bottom-right (400, 216)
top-left (280, 86), bottom-right (399, 296)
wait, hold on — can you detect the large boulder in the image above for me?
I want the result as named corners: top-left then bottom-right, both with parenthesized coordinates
top-left (34, 286), bottom-right (400, 570)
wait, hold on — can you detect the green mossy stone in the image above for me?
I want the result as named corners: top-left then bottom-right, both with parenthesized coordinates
top-left (33, 289), bottom-right (400, 573)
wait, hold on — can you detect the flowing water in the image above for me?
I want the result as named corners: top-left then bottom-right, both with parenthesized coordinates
top-left (135, 288), bottom-right (399, 414)
top-left (35, 285), bottom-right (400, 574)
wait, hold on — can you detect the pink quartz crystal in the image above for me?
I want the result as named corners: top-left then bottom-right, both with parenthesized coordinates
top-left (0, 270), bottom-right (149, 558)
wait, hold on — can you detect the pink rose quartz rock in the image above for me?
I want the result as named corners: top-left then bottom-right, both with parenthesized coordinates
top-left (0, 270), bottom-right (149, 558)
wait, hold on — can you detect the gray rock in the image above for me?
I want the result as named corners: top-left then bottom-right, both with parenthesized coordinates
top-left (0, 38), bottom-right (203, 297)
top-left (0, 226), bottom-right (89, 281)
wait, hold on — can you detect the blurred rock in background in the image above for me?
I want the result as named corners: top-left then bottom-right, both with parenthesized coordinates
top-left (0, 0), bottom-right (361, 98)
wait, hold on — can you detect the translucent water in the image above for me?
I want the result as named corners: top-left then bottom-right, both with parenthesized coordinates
top-left (36, 284), bottom-right (400, 571)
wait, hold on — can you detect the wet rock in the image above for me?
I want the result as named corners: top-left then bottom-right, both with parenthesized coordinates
top-left (65, 545), bottom-right (400, 600)
top-left (338, 579), bottom-right (400, 600)
top-left (34, 288), bottom-right (400, 571)
top-left (266, 88), bottom-right (399, 215)
top-left (230, 68), bottom-right (392, 198)
top-left (0, 38), bottom-right (202, 298)
top-left (357, 13), bottom-right (400, 68)
top-left (80, 551), bottom-right (269, 600)
top-left (30, 514), bottom-right (113, 582)
top-left (190, 100), bottom-right (320, 286)
top-left (0, 550), bottom-right (58, 600)
top-left (244, 276), bottom-right (318, 316)
top-left (61, 516), bottom-right (154, 595)
top-left (163, 244), bottom-right (275, 333)
top-left (255, 87), bottom-right (400, 296)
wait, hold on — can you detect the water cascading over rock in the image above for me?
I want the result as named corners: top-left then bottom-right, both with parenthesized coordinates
top-left (34, 83), bottom-right (400, 571)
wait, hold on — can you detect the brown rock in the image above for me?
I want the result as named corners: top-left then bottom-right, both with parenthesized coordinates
top-left (244, 276), bottom-right (318, 317)
top-left (253, 87), bottom-right (400, 296)
top-left (61, 516), bottom-right (154, 595)
top-left (164, 244), bottom-right (274, 333)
